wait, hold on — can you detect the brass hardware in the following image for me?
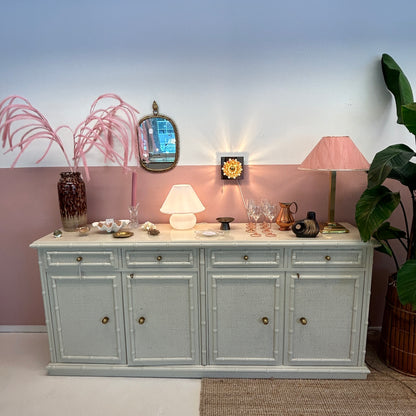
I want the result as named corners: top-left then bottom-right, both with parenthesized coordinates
top-left (262, 317), bottom-right (269, 325)
top-left (300, 317), bottom-right (308, 325)
top-left (101, 316), bottom-right (109, 324)
top-left (156, 255), bottom-right (162, 261)
top-left (130, 273), bottom-right (134, 279)
top-left (296, 273), bottom-right (300, 279)
top-left (138, 317), bottom-right (146, 325)
top-left (243, 255), bottom-right (249, 261)
top-left (325, 255), bottom-right (331, 261)
top-left (76, 256), bottom-right (83, 262)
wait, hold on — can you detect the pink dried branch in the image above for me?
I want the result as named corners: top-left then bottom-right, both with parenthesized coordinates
top-left (0, 94), bottom-right (140, 180)
top-left (0, 96), bottom-right (73, 168)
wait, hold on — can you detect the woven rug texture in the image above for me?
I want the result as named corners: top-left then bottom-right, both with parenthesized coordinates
top-left (199, 334), bottom-right (416, 416)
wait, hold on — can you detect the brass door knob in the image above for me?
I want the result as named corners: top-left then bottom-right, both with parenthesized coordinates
top-left (101, 316), bottom-right (110, 324)
top-left (325, 255), bottom-right (331, 261)
top-left (299, 317), bottom-right (308, 325)
top-left (76, 256), bottom-right (83, 262)
top-left (138, 316), bottom-right (146, 325)
top-left (262, 317), bottom-right (269, 325)
top-left (156, 255), bottom-right (162, 261)
top-left (243, 255), bottom-right (249, 261)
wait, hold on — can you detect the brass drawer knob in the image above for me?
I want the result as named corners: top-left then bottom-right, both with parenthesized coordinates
top-left (130, 273), bottom-right (134, 279)
top-left (138, 316), bottom-right (146, 325)
top-left (76, 256), bottom-right (83, 262)
top-left (156, 255), bottom-right (162, 261)
top-left (299, 317), bottom-right (308, 325)
top-left (325, 255), bottom-right (331, 261)
top-left (262, 317), bottom-right (269, 325)
top-left (101, 316), bottom-right (110, 324)
top-left (243, 255), bottom-right (249, 261)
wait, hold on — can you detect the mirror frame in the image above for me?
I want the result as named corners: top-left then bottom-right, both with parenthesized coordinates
top-left (138, 101), bottom-right (179, 172)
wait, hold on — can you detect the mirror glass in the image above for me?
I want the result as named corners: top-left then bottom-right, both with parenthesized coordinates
top-left (138, 101), bottom-right (179, 172)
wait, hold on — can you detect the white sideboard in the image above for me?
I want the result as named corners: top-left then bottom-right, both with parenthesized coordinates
top-left (31, 223), bottom-right (374, 379)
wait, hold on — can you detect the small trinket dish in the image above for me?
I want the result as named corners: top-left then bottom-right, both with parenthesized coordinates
top-left (77, 226), bottom-right (90, 236)
top-left (216, 217), bottom-right (234, 230)
top-left (113, 231), bottom-right (134, 238)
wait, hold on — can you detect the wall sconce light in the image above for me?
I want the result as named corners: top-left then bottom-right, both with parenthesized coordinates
top-left (221, 156), bottom-right (244, 180)
top-left (299, 136), bottom-right (369, 233)
top-left (160, 184), bottom-right (205, 230)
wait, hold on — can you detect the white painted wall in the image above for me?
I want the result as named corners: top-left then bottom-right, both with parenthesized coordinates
top-left (1, 0), bottom-right (415, 167)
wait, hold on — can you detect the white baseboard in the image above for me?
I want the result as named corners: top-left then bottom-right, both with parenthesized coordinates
top-left (0, 325), bottom-right (47, 333)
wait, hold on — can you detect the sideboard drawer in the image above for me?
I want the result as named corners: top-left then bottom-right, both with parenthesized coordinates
top-left (45, 250), bottom-right (118, 269)
top-left (290, 248), bottom-right (365, 268)
top-left (208, 248), bottom-right (282, 268)
top-left (124, 249), bottom-right (197, 268)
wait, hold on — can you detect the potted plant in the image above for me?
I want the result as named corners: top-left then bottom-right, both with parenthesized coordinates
top-left (0, 93), bottom-right (140, 230)
top-left (355, 53), bottom-right (416, 375)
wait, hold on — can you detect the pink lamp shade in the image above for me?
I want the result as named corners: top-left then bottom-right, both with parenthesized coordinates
top-left (299, 136), bottom-right (370, 171)
top-left (160, 184), bottom-right (205, 229)
top-left (299, 136), bottom-right (369, 233)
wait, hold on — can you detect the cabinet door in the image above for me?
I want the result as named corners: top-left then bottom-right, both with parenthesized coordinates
top-left (285, 271), bottom-right (364, 366)
top-left (208, 272), bottom-right (283, 365)
top-left (124, 272), bottom-right (200, 366)
top-left (48, 272), bottom-right (126, 364)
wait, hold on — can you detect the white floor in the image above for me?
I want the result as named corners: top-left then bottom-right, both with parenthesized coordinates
top-left (0, 333), bottom-right (201, 416)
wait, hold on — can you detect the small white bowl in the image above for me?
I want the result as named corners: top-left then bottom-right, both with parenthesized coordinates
top-left (92, 219), bottom-right (130, 233)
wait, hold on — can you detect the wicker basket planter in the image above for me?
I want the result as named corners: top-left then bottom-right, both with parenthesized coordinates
top-left (379, 275), bottom-right (416, 377)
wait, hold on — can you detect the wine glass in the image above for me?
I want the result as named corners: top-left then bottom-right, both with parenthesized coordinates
top-left (246, 199), bottom-right (256, 232)
top-left (262, 201), bottom-right (277, 236)
top-left (250, 204), bottom-right (262, 237)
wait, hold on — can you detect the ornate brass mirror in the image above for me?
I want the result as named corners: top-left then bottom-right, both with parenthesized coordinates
top-left (138, 101), bottom-right (179, 172)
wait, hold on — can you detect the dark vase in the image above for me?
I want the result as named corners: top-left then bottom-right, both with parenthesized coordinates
top-left (292, 211), bottom-right (320, 238)
top-left (57, 171), bottom-right (87, 231)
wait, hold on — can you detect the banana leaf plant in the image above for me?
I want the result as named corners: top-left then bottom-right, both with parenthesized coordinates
top-left (355, 54), bottom-right (416, 307)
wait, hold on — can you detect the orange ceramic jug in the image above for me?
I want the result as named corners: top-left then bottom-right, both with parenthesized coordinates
top-left (276, 201), bottom-right (298, 231)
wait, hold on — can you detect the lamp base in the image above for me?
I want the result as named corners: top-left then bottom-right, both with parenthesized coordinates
top-left (169, 213), bottom-right (197, 230)
top-left (320, 222), bottom-right (349, 234)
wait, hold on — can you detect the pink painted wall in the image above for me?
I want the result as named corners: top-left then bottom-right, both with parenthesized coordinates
top-left (0, 165), bottom-right (397, 327)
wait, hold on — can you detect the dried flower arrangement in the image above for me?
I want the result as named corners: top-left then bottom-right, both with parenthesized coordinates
top-left (0, 93), bottom-right (140, 180)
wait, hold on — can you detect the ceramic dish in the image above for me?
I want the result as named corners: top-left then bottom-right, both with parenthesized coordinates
top-left (194, 230), bottom-right (224, 238)
top-left (92, 219), bottom-right (130, 233)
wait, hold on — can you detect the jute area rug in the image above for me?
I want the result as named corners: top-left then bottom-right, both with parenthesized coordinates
top-left (199, 332), bottom-right (416, 416)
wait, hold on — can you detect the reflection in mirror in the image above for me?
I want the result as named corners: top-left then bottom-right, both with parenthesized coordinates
top-left (138, 101), bottom-right (179, 172)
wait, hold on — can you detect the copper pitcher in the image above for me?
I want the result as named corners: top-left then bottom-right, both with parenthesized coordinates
top-left (276, 201), bottom-right (298, 231)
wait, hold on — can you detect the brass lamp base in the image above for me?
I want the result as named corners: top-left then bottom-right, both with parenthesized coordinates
top-left (320, 222), bottom-right (349, 234)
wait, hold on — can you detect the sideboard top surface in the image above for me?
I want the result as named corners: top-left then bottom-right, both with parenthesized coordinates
top-left (30, 223), bottom-right (372, 248)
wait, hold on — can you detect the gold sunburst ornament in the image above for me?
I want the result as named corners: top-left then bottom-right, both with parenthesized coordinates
top-left (222, 158), bottom-right (243, 179)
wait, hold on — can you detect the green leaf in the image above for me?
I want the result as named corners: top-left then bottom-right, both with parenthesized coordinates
top-left (373, 221), bottom-right (406, 240)
top-left (397, 260), bottom-right (416, 307)
top-left (367, 144), bottom-right (416, 188)
top-left (355, 185), bottom-right (401, 241)
top-left (382, 53), bottom-right (414, 124)
top-left (372, 222), bottom-right (406, 257)
top-left (375, 242), bottom-right (393, 256)
top-left (388, 159), bottom-right (416, 189)
top-left (402, 103), bottom-right (416, 135)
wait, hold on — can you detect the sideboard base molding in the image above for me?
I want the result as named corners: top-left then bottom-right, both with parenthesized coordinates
top-left (46, 363), bottom-right (370, 380)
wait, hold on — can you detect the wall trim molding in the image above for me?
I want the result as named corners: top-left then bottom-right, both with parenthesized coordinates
top-left (0, 325), bottom-right (47, 333)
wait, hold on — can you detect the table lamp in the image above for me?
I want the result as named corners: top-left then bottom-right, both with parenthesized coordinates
top-left (160, 184), bottom-right (205, 230)
top-left (299, 136), bottom-right (369, 233)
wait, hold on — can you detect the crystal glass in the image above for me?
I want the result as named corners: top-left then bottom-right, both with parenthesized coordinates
top-left (128, 203), bottom-right (140, 228)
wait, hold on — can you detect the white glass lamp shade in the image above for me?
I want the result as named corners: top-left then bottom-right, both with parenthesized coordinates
top-left (160, 184), bottom-right (205, 230)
